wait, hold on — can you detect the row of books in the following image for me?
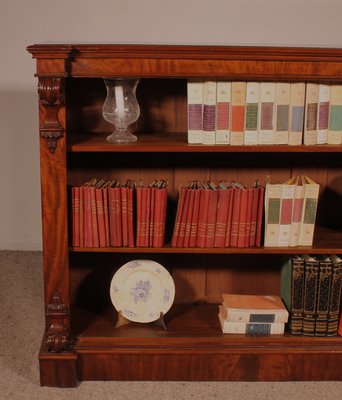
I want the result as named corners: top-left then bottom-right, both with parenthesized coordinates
top-left (187, 80), bottom-right (342, 146)
top-left (71, 179), bottom-right (168, 248)
top-left (218, 294), bottom-right (288, 335)
top-left (281, 254), bottom-right (342, 337)
top-left (171, 180), bottom-right (264, 248)
top-left (264, 175), bottom-right (319, 247)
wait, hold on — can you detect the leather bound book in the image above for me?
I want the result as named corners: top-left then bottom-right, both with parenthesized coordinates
top-left (135, 184), bottom-right (142, 247)
top-left (183, 184), bottom-right (195, 248)
top-left (120, 182), bottom-right (129, 247)
top-left (149, 181), bottom-right (156, 247)
top-left (197, 184), bottom-right (210, 248)
top-left (159, 182), bottom-right (168, 247)
top-left (237, 187), bottom-right (248, 248)
top-left (189, 184), bottom-right (201, 248)
top-left (315, 255), bottom-right (333, 336)
top-left (140, 186), bottom-right (150, 247)
top-left (225, 187), bottom-right (236, 247)
top-left (127, 181), bottom-right (135, 247)
top-left (255, 186), bottom-right (265, 247)
top-left (177, 185), bottom-right (190, 248)
top-left (230, 186), bottom-right (242, 247)
top-left (302, 255), bottom-right (319, 336)
top-left (89, 180), bottom-right (99, 248)
top-left (109, 181), bottom-right (122, 247)
top-left (79, 184), bottom-right (84, 247)
top-left (102, 181), bottom-right (111, 247)
top-left (153, 181), bottom-right (168, 248)
top-left (244, 187), bottom-right (254, 247)
top-left (95, 179), bottom-right (107, 248)
top-left (249, 186), bottom-right (260, 247)
top-left (214, 183), bottom-right (231, 248)
top-left (72, 186), bottom-right (80, 247)
top-left (327, 255), bottom-right (342, 336)
top-left (171, 186), bottom-right (186, 247)
top-left (204, 182), bottom-right (218, 248)
top-left (83, 179), bottom-right (96, 248)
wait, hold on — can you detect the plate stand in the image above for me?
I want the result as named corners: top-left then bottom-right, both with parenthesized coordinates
top-left (115, 311), bottom-right (167, 330)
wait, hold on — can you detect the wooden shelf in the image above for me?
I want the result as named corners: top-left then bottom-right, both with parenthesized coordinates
top-left (67, 132), bottom-right (342, 153)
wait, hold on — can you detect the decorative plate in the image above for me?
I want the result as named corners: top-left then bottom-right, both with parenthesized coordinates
top-left (110, 259), bottom-right (175, 323)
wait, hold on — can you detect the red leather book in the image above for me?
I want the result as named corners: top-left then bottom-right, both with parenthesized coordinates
top-left (72, 186), bottom-right (80, 247)
top-left (135, 185), bottom-right (143, 247)
top-left (144, 186), bottom-right (151, 247)
top-left (171, 187), bottom-right (186, 247)
top-left (214, 184), bottom-right (231, 248)
top-left (249, 186), bottom-right (260, 247)
top-left (127, 181), bottom-right (135, 247)
top-left (95, 180), bottom-right (106, 247)
top-left (83, 180), bottom-right (94, 247)
top-left (149, 183), bottom-right (156, 247)
top-left (244, 188), bottom-right (254, 247)
top-left (237, 187), bottom-right (248, 248)
top-left (102, 181), bottom-right (111, 247)
top-left (230, 186), bottom-right (242, 247)
top-left (256, 186), bottom-right (265, 247)
top-left (153, 181), bottom-right (168, 247)
top-left (204, 183), bottom-right (218, 248)
top-left (89, 180), bottom-right (99, 248)
top-left (177, 186), bottom-right (191, 248)
top-left (109, 181), bottom-right (122, 247)
top-left (225, 187), bottom-right (235, 247)
top-left (160, 184), bottom-right (168, 247)
top-left (197, 185), bottom-right (210, 248)
top-left (183, 185), bottom-right (195, 248)
top-left (189, 184), bottom-right (201, 248)
top-left (137, 185), bottom-right (149, 247)
top-left (120, 182), bottom-right (129, 247)
top-left (79, 185), bottom-right (84, 247)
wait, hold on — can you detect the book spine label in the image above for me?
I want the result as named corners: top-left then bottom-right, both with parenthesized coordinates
top-left (275, 82), bottom-right (290, 144)
top-left (278, 184), bottom-right (295, 247)
top-left (258, 83), bottom-right (275, 144)
top-left (264, 184), bottom-right (282, 247)
top-left (289, 83), bottom-right (305, 145)
top-left (230, 82), bottom-right (246, 145)
top-left (187, 81), bottom-right (203, 143)
top-left (216, 81), bottom-right (231, 144)
top-left (202, 81), bottom-right (216, 144)
top-left (244, 82), bottom-right (259, 145)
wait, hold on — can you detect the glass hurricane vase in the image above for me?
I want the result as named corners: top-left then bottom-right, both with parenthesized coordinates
top-left (102, 78), bottom-right (140, 143)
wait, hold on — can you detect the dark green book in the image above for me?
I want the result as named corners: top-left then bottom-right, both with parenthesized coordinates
top-left (327, 255), bottom-right (342, 336)
top-left (302, 255), bottom-right (319, 336)
top-left (315, 255), bottom-right (333, 336)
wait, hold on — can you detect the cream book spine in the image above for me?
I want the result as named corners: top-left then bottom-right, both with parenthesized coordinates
top-left (187, 80), bottom-right (203, 144)
top-left (218, 311), bottom-right (285, 334)
top-left (220, 304), bottom-right (288, 323)
top-left (202, 80), bottom-right (216, 144)
top-left (317, 84), bottom-right (330, 144)
top-left (289, 182), bottom-right (304, 247)
top-left (215, 81), bottom-right (231, 144)
top-left (275, 82), bottom-right (290, 144)
top-left (299, 175), bottom-right (319, 246)
top-left (328, 84), bottom-right (342, 145)
top-left (304, 83), bottom-right (319, 145)
top-left (264, 183), bottom-right (282, 247)
top-left (244, 82), bottom-right (259, 145)
top-left (258, 82), bottom-right (275, 144)
top-left (289, 83), bottom-right (306, 145)
top-left (230, 81), bottom-right (246, 145)
top-left (278, 177), bottom-right (296, 247)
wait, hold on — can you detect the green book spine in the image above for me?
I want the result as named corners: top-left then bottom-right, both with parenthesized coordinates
top-left (303, 255), bottom-right (319, 336)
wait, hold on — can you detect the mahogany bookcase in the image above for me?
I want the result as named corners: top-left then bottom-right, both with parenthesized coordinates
top-left (27, 44), bottom-right (342, 387)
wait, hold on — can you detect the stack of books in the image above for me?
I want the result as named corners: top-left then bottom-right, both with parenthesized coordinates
top-left (218, 294), bottom-right (289, 335)
top-left (71, 179), bottom-right (168, 248)
top-left (281, 254), bottom-right (342, 336)
top-left (171, 180), bottom-right (264, 248)
top-left (187, 80), bottom-right (342, 146)
top-left (264, 175), bottom-right (319, 247)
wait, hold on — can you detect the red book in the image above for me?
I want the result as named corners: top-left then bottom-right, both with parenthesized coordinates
top-left (204, 184), bottom-right (218, 248)
top-left (109, 181), bottom-right (122, 247)
top-left (244, 187), bottom-right (254, 247)
top-left (95, 180), bottom-right (106, 248)
top-left (249, 187), bottom-right (260, 247)
top-left (224, 187), bottom-right (235, 247)
top-left (153, 183), bottom-right (168, 247)
top-left (89, 181), bottom-right (99, 248)
top-left (183, 185), bottom-right (195, 248)
top-left (102, 181), bottom-right (111, 247)
top-left (189, 185), bottom-right (201, 248)
top-left (256, 186), bottom-right (265, 247)
top-left (120, 183), bottom-right (129, 247)
top-left (171, 187), bottom-right (186, 247)
top-left (149, 183), bottom-right (156, 247)
top-left (72, 186), bottom-right (80, 247)
top-left (83, 181), bottom-right (94, 247)
top-left (197, 185), bottom-right (210, 248)
top-left (214, 186), bottom-right (231, 248)
top-left (230, 187), bottom-right (242, 247)
top-left (160, 185), bottom-right (168, 247)
top-left (237, 188), bottom-right (248, 248)
top-left (127, 182), bottom-right (135, 247)
top-left (137, 186), bottom-right (149, 247)
top-left (177, 186), bottom-right (191, 247)
top-left (135, 185), bottom-right (143, 246)
top-left (79, 185), bottom-right (84, 247)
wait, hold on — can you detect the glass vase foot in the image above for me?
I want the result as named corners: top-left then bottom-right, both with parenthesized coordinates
top-left (106, 130), bottom-right (138, 143)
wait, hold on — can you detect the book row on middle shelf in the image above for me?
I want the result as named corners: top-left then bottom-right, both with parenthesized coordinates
top-left (187, 80), bottom-right (342, 146)
top-left (70, 174), bottom-right (320, 249)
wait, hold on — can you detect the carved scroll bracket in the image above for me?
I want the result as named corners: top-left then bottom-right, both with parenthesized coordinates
top-left (38, 77), bottom-right (65, 153)
top-left (45, 291), bottom-right (70, 352)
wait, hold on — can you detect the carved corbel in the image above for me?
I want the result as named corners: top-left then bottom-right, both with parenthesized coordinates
top-left (38, 77), bottom-right (65, 153)
top-left (46, 291), bottom-right (70, 352)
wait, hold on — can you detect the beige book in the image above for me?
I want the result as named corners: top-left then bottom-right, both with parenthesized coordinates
top-left (216, 81), bottom-right (231, 144)
top-left (221, 294), bottom-right (289, 323)
top-left (299, 175), bottom-right (319, 246)
top-left (230, 81), bottom-right (246, 145)
top-left (304, 83), bottom-right (319, 145)
top-left (289, 179), bottom-right (304, 247)
top-left (218, 308), bottom-right (285, 334)
top-left (328, 84), bottom-right (342, 144)
top-left (264, 182), bottom-right (282, 247)
top-left (278, 176), bottom-right (297, 247)
top-left (202, 80), bottom-right (217, 144)
top-left (258, 82), bottom-right (275, 144)
top-left (317, 84), bottom-right (330, 144)
top-left (244, 82), bottom-right (259, 145)
top-left (187, 80), bottom-right (203, 144)
top-left (275, 82), bottom-right (290, 144)
top-left (289, 83), bottom-right (306, 145)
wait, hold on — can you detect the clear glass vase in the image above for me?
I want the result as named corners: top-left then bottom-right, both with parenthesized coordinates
top-left (102, 78), bottom-right (140, 143)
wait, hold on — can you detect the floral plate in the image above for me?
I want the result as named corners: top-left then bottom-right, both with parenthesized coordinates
top-left (110, 259), bottom-right (175, 323)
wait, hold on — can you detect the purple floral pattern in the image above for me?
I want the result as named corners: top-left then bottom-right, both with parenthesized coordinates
top-left (130, 280), bottom-right (152, 304)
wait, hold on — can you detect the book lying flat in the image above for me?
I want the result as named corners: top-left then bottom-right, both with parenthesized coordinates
top-left (218, 308), bottom-right (285, 334)
top-left (221, 294), bottom-right (289, 323)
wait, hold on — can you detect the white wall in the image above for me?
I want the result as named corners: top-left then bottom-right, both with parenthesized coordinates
top-left (1, 0), bottom-right (342, 250)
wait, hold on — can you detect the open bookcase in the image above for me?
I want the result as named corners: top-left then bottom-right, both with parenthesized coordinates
top-left (27, 44), bottom-right (342, 386)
